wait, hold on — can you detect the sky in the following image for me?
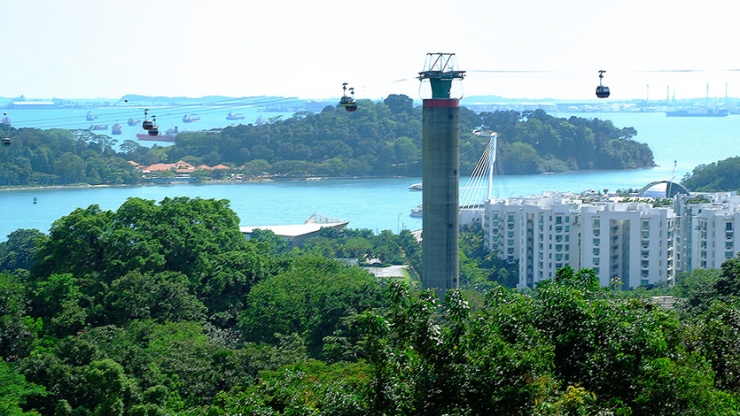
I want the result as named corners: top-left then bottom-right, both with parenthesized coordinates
top-left (2, 0), bottom-right (740, 101)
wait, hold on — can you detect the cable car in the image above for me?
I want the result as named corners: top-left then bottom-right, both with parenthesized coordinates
top-left (142, 109), bottom-right (154, 131)
top-left (148, 115), bottom-right (159, 136)
top-left (1, 112), bottom-right (9, 146)
top-left (595, 70), bottom-right (610, 99)
top-left (339, 83), bottom-right (358, 112)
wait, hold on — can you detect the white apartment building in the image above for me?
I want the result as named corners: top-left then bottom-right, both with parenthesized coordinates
top-left (461, 189), bottom-right (740, 290)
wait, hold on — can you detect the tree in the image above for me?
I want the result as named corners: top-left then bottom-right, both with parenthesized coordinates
top-left (0, 229), bottom-right (47, 272)
top-left (0, 273), bottom-right (39, 361)
top-left (239, 256), bottom-right (384, 357)
top-left (0, 360), bottom-right (46, 415)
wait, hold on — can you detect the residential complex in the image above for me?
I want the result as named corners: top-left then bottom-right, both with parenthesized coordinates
top-left (460, 183), bottom-right (740, 289)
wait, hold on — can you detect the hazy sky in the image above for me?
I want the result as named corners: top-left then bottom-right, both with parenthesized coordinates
top-left (2, 0), bottom-right (739, 101)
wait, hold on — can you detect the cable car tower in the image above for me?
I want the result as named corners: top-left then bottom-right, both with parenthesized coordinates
top-left (418, 52), bottom-right (465, 295)
top-left (339, 83), bottom-right (358, 112)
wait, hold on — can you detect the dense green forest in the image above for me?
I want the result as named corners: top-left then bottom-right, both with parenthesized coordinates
top-left (0, 129), bottom-right (140, 186)
top-left (1, 96), bottom-right (656, 187)
top-left (2, 197), bottom-right (740, 415)
top-left (681, 156), bottom-right (740, 192)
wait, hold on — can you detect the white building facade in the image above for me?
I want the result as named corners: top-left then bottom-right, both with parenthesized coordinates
top-left (462, 191), bottom-right (740, 289)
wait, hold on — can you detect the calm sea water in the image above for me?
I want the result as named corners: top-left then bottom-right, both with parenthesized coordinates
top-left (1, 110), bottom-right (738, 241)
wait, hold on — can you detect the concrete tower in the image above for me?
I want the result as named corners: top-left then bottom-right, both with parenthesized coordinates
top-left (419, 52), bottom-right (465, 294)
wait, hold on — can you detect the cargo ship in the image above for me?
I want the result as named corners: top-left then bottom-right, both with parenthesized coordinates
top-left (182, 114), bottom-right (201, 123)
top-left (226, 111), bottom-right (245, 120)
top-left (665, 108), bottom-right (729, 117)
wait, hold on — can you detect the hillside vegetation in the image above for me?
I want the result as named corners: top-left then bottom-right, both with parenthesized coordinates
top-left (1, 96), bottom-right (655, 187)
top-left (681, 156), bottom-right (740, 192)
top-left (1, 197), bottom-right (740, 415)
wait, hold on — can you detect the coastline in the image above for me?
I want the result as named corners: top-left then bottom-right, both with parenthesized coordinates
top-left (0, 175), bottom-right (412, 193)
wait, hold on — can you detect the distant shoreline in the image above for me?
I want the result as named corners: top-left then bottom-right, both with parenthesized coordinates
top-left (0, 176), bottom-right (413, 193)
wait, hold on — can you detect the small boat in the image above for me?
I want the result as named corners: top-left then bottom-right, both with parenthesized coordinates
top-left (127, 118), bottom-right (139, 126)
top-left (182, 114), bottom-right (201, 123)
top-left (111, 123), bottom-right (122, 135)
top-left (226, 111), bottom-right (246, 120)
top-left (86, 111), bottom-right (97, 121)
top-left (33, 197), bottom-right (37, 204)
top-left (408, 183), bottom-right (423, 191)
top-left (410, 205), bottom-right (422, 218)
top-left (89, 124), bottom-right (108, 131)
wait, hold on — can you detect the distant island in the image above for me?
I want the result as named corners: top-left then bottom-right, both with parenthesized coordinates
top-left (0, 94), bottom-right (655, 188)
top-left (5, 92), bottom-right (739, 115)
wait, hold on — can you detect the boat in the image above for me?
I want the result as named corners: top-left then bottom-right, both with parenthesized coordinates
top-left (408, 183), bottom-right (423, 191)
top-left (665, 108), bottom-right (729, 117)
top-left (137, 126), bottom-right (179, 142)
top-left (182, 114), bottom-right (201, 123)
top-left (127, 118), bottom-right (139, 126)
top-left (111, 123), bottom-right (122, 135)
top-left (226, 111), bottom-right (246, 120)
top-left (410, 205), bottom-right (422, 218)
top-left (86, 111), bottom-right (97, 121)
top-left (89, 124), bottom-right (108, 131)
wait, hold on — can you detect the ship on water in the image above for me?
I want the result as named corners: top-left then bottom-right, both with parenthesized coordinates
top-left (665, 108), bottom-right (729, 117)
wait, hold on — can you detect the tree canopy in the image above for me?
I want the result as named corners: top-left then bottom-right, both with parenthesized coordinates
top-left (681, 156), bottom-right (740, 192)
top-left (1, 100), bottom-right (656, 188)
top-left (2, 194), bottom-right (740, 414)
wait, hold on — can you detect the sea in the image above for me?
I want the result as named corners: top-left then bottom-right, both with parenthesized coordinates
top-left (1, 107), bottom-right (739, 241)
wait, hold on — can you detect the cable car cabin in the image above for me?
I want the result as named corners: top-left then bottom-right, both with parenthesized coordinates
top-left (345, 102), bottom-right (358, 112)
top-left (142, 109), bottom-right (154, 130)
top-left (2, 137), bottom-right (10, 146)
top-left (148, 126), bottom-right (159, 136)
top-left (595, 85), bottom-right (610, 99)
